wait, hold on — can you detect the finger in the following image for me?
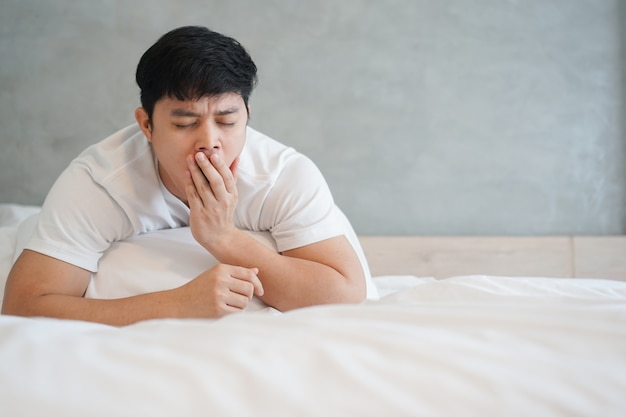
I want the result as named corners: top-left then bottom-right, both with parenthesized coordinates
top-left (194, 152), bottom-right (227, 199)
top-left (217, 303), bottom-right (245, 316)
top-left (231, 266), bottom-right (264, 296)
top-left (184, 168), bottom-right (203, 209)
top-left (188, 154), bottom-right (216, 203)
top-left (249, 267), bottom-right (263, 296)
top-left (209, 153), bottom-right (237, 195)
top-left (228, 278), bottom-right (255, 299)
top-left (224, 292), bottom-right (252, 310)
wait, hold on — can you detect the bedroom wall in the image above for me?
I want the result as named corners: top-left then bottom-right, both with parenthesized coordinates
top-left (0, 0), bottom-right (624, 236)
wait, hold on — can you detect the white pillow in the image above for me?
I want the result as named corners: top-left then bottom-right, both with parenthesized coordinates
top-left (12, 211), bottom-right (377, 310)
top-left (85, 227), bottom-right (277, 312)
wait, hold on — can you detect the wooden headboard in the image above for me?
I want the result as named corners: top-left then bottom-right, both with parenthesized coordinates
top-left (358, 236), bottom-right (626, 281)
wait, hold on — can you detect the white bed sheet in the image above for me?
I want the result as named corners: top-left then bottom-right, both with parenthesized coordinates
top-left (1, 204), bottom-right (625, 417)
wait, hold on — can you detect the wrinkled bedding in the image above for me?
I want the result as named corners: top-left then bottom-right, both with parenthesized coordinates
top-left (1, 204), bottom-right (625, 417)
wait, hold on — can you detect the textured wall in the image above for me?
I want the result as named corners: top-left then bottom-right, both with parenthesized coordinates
top-left (0, 0), bottom-right (624, 235)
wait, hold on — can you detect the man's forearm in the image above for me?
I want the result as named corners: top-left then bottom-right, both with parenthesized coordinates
top-left (3, 249), bottom-right (265, 325)
top-left (203, 229), bottom-right (366, 311)
top-left (3, 290), bottom-right (184, 326)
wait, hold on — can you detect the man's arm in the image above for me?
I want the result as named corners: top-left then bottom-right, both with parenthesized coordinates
top-left (206, 231), bottom-right (366, 312)
top-left (186, 152), bottom-right (367, 311)
top-left (2, 249), bottom-right (263, 325)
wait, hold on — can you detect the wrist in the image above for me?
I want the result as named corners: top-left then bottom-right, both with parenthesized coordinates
top-left (199, 226), bottom-right (241, 257)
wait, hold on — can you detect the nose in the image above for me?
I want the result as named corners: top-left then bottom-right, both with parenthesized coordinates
top-left (195, 124), bottom-right (220, 154)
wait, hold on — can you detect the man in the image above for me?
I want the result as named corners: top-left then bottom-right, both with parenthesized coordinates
top-left (2, 26), bottom-right (374, 325)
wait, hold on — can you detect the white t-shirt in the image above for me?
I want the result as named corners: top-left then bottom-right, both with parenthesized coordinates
top-left (25, 124), bottom-right (377, 298)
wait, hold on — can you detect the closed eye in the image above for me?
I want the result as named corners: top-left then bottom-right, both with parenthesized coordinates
top-left (174, 122), bottom-right (197, 129)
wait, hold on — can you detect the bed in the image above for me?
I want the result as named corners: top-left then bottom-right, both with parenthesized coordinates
top-left (1, 203), bottom-right (625, 416)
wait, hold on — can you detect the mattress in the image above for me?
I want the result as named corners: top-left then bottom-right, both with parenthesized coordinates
top-left (1, 204), bottom-right (625, 417)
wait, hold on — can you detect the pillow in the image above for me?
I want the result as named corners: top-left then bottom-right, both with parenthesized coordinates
top-left (12, 211), bottom-right (377, 311)
top-left (85, 227), bottom-right (277, 312)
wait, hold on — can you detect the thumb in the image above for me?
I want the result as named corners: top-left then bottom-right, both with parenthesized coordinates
top-left (230, 157), bottom-right (240, 183)
top-left (251, 267), bottom-right (264, 296)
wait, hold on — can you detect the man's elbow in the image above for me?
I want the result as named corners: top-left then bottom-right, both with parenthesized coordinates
top-left (2, 280), bottom-right (36, 317)
top-left (1, 294), bottom-right (28, 317)
top-left (332, 274), bottom-right (367, 305)
top-left (346, 282), bottom-right (367, 304)
top-left (1, 284), bottom-right (45, 317)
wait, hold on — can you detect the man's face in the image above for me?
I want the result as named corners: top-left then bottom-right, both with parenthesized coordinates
top-left (137, 93), bottom-right (248, 203)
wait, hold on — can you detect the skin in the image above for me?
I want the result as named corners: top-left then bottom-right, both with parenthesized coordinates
top-left (1, 93), bottom-right (366, 325)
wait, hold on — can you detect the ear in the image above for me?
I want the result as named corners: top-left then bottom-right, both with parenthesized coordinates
top-left (135, 107), bottom-right (152, 142)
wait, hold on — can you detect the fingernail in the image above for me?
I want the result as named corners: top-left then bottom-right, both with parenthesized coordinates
top-left (211, 154), bottom-right (220, 164)
top-left (196, 152), bottom-right (206, 161)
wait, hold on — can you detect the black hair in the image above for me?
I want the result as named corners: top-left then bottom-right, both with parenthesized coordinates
top-left (136, 26), bottom-right (258, 120)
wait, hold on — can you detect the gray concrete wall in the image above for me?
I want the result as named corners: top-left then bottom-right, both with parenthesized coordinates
top-left (1, 0), bottom-right (624, 235)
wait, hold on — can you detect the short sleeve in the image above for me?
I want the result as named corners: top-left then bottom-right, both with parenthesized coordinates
top-left (261, 154), bottom-right (344, 252)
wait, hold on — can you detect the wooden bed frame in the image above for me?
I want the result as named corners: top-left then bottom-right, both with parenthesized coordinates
top-left (359, 236), bottom-right (626, 281)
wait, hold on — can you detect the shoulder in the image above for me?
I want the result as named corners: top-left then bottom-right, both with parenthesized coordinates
top-left (26, 125), bottom-right (171, 271)
top-left (234, 127), bottom-right (334, 234)
top-left (37, 123), bottom-right (169, 242)
top-left (69, 124), bottom-right (173, 228)
top-left (46, 123), bottom-right (151, 213)
top-left (236, 127), bottom-right (328, 204)
top-left (238, 127), bottom-right (313, 180)
top-left (73, 123), bottom-right (151, 184)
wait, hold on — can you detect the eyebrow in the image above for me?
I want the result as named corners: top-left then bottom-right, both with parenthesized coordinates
top-left (170, 106), bottom-right (240, 117)
top-left (170, 109), bottom-right (200, 117)
top-left (215, 106), bottom-right (241, 116)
